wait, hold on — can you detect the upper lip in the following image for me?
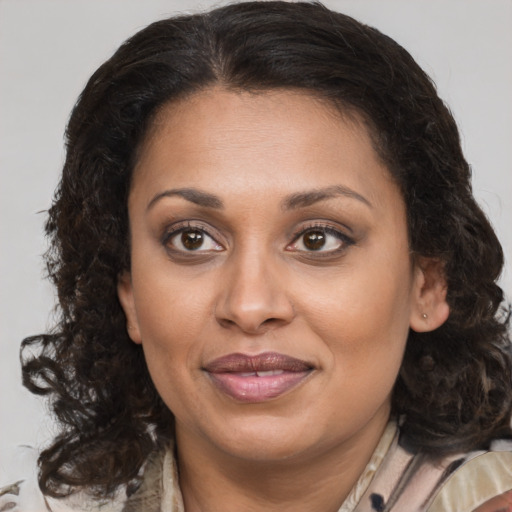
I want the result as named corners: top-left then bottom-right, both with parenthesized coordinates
top-left (203, 352), bottom-right (314, 373)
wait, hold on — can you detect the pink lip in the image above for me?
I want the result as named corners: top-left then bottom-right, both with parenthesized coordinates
top-left (203, 352), bottom-right (314, 403)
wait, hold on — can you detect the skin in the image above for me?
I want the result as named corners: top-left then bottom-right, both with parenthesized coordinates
top-left (118, 88), bottom-right (449, 512)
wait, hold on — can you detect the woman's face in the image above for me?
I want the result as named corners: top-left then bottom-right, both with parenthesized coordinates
top-left (118, 88), bottom-right (444, 464)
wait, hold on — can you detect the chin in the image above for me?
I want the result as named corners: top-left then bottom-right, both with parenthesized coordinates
top-left (202, 414), bottom-right (329, 462)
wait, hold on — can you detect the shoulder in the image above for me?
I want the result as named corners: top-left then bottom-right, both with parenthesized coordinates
top-left (353, 430), bottom-right (512, 512)
top-left (0, 446), bottom-right (126, 512)
top-left (426, 438), bottom-right (512, 512)
top-left (0, 479), bottom-right (126, 512)
top-left (0, 445), bottom-right (49, 511)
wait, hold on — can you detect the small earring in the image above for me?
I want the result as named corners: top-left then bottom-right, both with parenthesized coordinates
top-left (422, 313), bottom-right (428, 319)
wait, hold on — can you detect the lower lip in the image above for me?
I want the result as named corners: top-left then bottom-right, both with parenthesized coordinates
top-left (207, 371), bottom-right (312, 403)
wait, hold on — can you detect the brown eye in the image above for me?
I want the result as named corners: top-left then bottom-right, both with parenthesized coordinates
top-left (165, 226), bottom-right (224, 253)
top-left (302, 230), bottom-right (326, 250)
top-left (181, 229), bottom-right (204, 250)
top-left (287, 226), bottom-right (354, 255)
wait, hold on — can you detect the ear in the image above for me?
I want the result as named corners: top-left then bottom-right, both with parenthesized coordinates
top-left (409, 257), bottom-right (450, 333)
top-left (117, 271), bottom-right (142, 344)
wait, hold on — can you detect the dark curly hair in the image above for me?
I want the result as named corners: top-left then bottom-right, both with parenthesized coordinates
top-left (21, 0), bottom-right (511, 499)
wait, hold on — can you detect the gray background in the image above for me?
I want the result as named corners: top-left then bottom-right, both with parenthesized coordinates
top-left (1, 0), bottom-right (511, 482)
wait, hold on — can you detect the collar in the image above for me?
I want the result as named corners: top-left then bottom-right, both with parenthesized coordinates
top-left (153, 422), bottom-right (397, 512)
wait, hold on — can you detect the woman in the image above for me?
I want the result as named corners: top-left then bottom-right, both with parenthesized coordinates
top-left (1, 1), bottom-right (511, 511)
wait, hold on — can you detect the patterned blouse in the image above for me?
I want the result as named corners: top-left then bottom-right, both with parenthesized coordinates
top-left (2, 422), bottom-right (512, 511)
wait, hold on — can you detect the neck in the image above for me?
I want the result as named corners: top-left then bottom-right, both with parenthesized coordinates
top-left (175, 409), bottom-right (391, 512)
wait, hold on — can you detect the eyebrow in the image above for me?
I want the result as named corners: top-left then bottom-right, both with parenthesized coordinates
top-left (146, 184), bottom-right (372, 212)
top-left (147, 188), bottom-right (224, 211)
top-left (282, 185), bottom-right (372, 210)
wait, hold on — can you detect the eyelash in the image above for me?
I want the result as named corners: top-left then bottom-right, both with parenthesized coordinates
top-left (161, 221), bottom-right (222, 254)
top-left (287, 223), bottom-right (355, 256)
top-left (161, 221), bottom-right (355, 257)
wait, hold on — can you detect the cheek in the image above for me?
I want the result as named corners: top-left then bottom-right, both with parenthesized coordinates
top-left (129, 262), bottom-right (214, 381)
top-left (131, 276), bottom-right (210, 417)
top-left (309, 274), bottom-right (410, 423)
top-left (302, 264), bottom-right (413, 346)
top-left (131, 251), bottom-right (211, 333)
top-left (295, 249), bottom-right (413, 389)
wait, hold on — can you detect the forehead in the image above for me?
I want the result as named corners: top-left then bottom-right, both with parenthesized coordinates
top-left (140, 88), bottom-right (353, 158)
top-left (132, 87), bottom-right (398, 211)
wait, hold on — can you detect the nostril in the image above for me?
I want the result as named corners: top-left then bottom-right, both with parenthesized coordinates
top-left (216, 315), bottom-right (284, 334)
top-left (214, 280), bottom-right (295, 333)
top-left (218, 318), bottom-right (236, 329)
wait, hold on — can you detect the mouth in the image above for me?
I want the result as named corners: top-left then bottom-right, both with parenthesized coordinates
top-left (203, 352), bottom-right (314, 403)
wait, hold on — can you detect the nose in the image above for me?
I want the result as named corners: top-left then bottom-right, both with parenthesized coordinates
top-left (215, 250), bottom-right (295, 334)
